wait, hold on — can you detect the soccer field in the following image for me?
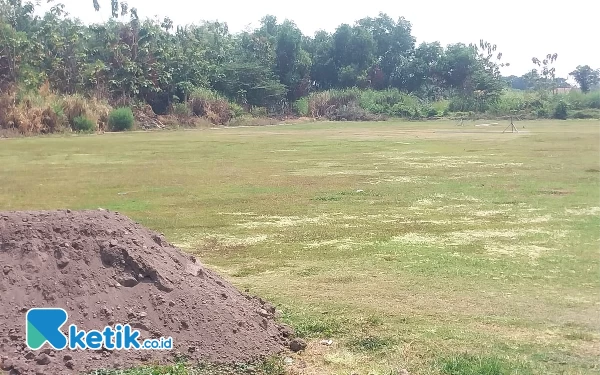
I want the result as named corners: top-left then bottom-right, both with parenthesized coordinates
top-left (1, 119), bottom-right (598, 374)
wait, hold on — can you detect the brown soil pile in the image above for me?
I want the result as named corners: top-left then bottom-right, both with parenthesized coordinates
top-left (0, 210), bottom-right (293, 375)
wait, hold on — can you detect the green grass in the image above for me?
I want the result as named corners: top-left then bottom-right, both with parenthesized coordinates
top-left (347, 336), bottom-right (396, 353)
top-left (438, 354), bottom-right (532, 375)
top-left (88, 358), bottom-right (284, 375)
top-left (0, 119), bottom-right (598, 375)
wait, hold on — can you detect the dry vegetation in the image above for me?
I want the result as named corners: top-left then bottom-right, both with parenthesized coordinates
top-left (0, 83), bottom-right (112, 134)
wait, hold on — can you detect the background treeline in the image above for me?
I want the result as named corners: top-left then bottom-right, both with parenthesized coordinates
top-left (1, 1), bottom-right (599, 134)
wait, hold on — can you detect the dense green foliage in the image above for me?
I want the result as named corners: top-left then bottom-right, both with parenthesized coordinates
top-left (108, 107), bottom-right (134, 131)
top-left (0, 0), bottom-right (598, 133)
top-left (72, 115), bottom-right (96, 132)
top-left (570, 65), bottom-right (600, 93)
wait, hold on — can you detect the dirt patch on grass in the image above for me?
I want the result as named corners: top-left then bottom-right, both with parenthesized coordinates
top-left (539, 189), bottom-right (574, 196)
top-left (366, 175), bottom-right (429, 184)
top-left (392, 228), bottom-right (560, 249)
top-left (565, 207), bottom-right (600, 216)
top-left (237, 214), bottom-right (330, 229)
top-left (485, 244), bottom-right (551, 259)
top-left (0, 210), bottom-right (291, 375)
top-left (174, 233), bottom-right (271, 252)
top-left (304, 238), bottom-right (357, 251)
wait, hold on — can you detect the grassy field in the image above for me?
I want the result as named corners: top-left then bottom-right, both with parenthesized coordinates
top-left (1, 119), bottom-right (598, 375)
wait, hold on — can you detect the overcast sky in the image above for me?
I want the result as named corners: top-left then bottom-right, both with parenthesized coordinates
top-left (41, 0), bottom-right (599, 81)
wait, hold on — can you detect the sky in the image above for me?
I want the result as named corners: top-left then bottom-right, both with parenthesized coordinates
top-left (40, 0), bottom-right (600, 82)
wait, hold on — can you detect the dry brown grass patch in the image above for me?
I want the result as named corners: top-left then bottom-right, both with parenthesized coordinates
top-left (189, 96), bottom-right (233, 125)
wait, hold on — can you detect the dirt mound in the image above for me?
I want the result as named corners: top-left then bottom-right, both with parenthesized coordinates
top-left (0, 210), bottom-right (292, 375)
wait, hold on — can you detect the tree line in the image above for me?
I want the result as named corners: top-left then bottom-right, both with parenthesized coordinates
top-left (1, 0), bottom-right (599, 124)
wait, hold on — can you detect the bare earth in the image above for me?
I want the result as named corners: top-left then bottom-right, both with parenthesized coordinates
top-left (0, 210), bottom-right (291, 375)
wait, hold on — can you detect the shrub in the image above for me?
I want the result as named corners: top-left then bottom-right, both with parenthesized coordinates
top-left (307, 91), bottom-right (332, 118)
top-left (553, 101), bottom-right (568, 120)
top-left (565, 90), bottom-right (587, 110)
top-left (250, 106), bottom-right (268, 117)
top-left (171, 102), bottom-right (191, 118)
top-left (535, 107), bottom-right (549, 118)
top-left (328, 102), bottom-right (378, 121)
top-left (1, 90), bottom-right (67, 134)
top-left (569, 109), bottom-right (600, 119)
top-left (424, 106), bottom-right (438, 118)
top-left (310, 89), bottom-right (360, 117)
top-left (229, 102), bottom-right (245, 118)
top-left (72, 116), bottom-right (96, 132)
top-left (584, 90), bottom-right (600, 109)
top-left (62, 95), bottom-right (88, 122)
top-left (448, 96), bottom-right (470, 112)
top-left (359, 89), bottom-right (424, 118)
top-left (432, 100), bottom-right (450, 116)
top-left (108, 107), bottom-right (135, 131)
top-left (491, 90), bottom-right (526, 114)
top-left (62, 95), bottom-right (110, 131)
top-left (0, 92), bottom-right (17, 129)
top-left (188, 88), bottom-right (234, 125)
top-left (293, 98), bottom-right (309, 117)
top-left (304, 88), bottom-right (427, 120)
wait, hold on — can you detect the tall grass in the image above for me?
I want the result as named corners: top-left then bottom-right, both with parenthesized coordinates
top-left (0, 83), bottom-right (115, 134)
top-left (302, 88), bottom-right (442, 120)
top-left (300, 88), bottom-right (600, 120)
top-left (187, 88), bottom-right (241, 125)
top-left (484, 89), bottom-right (600, 119)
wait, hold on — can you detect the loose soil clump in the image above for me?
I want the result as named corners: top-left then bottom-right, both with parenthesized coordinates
top-left (0, 210), bottom-right (292, 374)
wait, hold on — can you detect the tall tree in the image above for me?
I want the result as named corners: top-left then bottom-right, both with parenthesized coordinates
top-left (569, 65), bottom-right (600, 93)
top-left (356, 13), bottom-right (415, 89)
top-left (531, 53), bottom-right (558, 93)
top-left (92, 0), bottom-right (121, 18)
top-left (274, 20), bottom-right (311, 100)
top-left (331, 23), bottom-right (376, 88)
top-left (307, 30), bottom-right (336, 90)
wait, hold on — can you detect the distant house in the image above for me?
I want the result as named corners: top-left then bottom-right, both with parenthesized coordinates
top-left (553, 87), bottom-right (576, 95)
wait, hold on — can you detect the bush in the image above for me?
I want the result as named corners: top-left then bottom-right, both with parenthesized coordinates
top-left (171, 102), bottom-right (191, 118)
top-left (536, 107), bottom-right (550, 118)
top-left (424, 106), bottom-right (438, 118)
top-left (565, 90), bottom-right (587, 110)
top-left (72, 116), bottom-right (96, 132)
top-left (250, 106), bottom-right (268, 117)
top-left (491, 90), bottom-right (526, 114)
top-left (432, 100), bottom-right (450, 116)
top-left (229, 102), bottom-right (245, 118)
top-left (327, 102), bottom-right (382, 121)
top-left (304, 88), bottom-right (422, 120)
top-left (553, 101), bottom-right (568, 120)
top-left (62, 95), bottom-right (111, 131)
top-left (293, 98), bottom-right (309, 117)
top-left (108, 107), bottom-right (135, 131)
top-left (569, 109), bottom-right (600, 119)
top-left (62, 95), bottom-right (88, 121)
top-left (359, 89), bottom-right (424, 118)
top-left (188, 88), bottom-right (234, 125)
top-left (584, 90), bottom-right (600, 109)
top-left (1, 90), bottom-right (68, 134)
